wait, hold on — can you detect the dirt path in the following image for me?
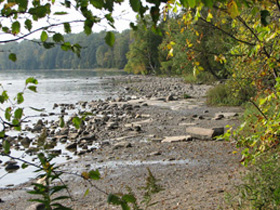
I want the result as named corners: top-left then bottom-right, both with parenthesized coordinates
top-left (0, 75), bottom-right (244, 210)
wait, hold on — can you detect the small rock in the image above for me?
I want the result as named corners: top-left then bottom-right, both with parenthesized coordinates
top-left (5, 161), bottom-right (20, 172)
top-left (161, 135), bottom-right (192, 143)
top-left (186, 127), bottom-right (224, 140)
top-left (66, 142), bottom-right (77, 150)
top-left (148, 151), bottom-right (162, 156)
top-left (26, 204), bottom-right (46, 210)
top-left (166, 94), bottom-right (175, 102)
top-left (113, 142), bottom-right (132, 150)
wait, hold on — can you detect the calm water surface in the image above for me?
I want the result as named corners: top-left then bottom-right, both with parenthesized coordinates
top-left (0, 69), bottom-right (126, 187)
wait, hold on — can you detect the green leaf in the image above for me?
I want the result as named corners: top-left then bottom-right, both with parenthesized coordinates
top-left (59, 117), bottom-right (65, 128)
top-left (43, 42), bottom-right (55, 49)
top-left (41, 31), bottom-right (48, 42)
top-left (84, 19), bottom-right (94, 35)
top-left (22, 163), bottom-right (29, 169)
top-left (89, 169), bottom-right (100, 180)
top-left (64, 0), bottom-right (71, 8)
top-left (2, 27), bottom-right (9, 33)
top-left (51, 196), bottom-right (71, 202)
top-left (105, 13), bottom-right (114, 24)
top-left (54, 11), bottom-right (68, 15)
top-left (0, 91), bottom-right (9, 103)
top-left (122, 194), bottom-right (136, 203)
top-left (227, 0), bottom-right (240, 19)
top-left (63, 23), bottom-right (71, 33)
top-left (0, 131), bottom-right (5, 138)
top-left (14, 108), bottom-right (23, 119)
top-left (24, 19), bottom-right (32, 31)
top-left (90, 0), bottom-right (104, 9)
top-left (72, 117), bottom-right (82, 129)
top-left (5, 107), bottom-right (12, 121)
top-left (179, 0), bottom-right (188, 7)
top-left (53, 33), bottom-right (64, 42)
top-left (120, 203), bottom-right (130, 210)
top-left (61, 42), bottom-right (71, 51)
top-left (261, 10), bottom-right (270, 26)
top-left (3, 140), bottom-right (10, 154)
top-left (188, 0), bottom-right (196, 8)
top-left (130, 23), bottom-right (137, 30)
top-left (202, 0), bottom-right (213, 7)
top-left (105, 31), bottom-right (115, 47)
top-left (129, 0), bottom-right (140, 12)
top-left (12, 119), bottom-right (20, 127)
top-left (27, 85), bottom-right (37, 92)
top-left (12, 21), bottom-right (20, 34)
top-left (107, 194), bottom-right (122, 205)
top-left (150, 6), bottom-right (160, 23)
top-left (9, 53), bottom-right (17, 62)
top-left (84, 188), bottom-right (90, 197)
top-left (29, 106), bottom-right (45, 112)
top-left (17, 92), bottom-right (24, 104)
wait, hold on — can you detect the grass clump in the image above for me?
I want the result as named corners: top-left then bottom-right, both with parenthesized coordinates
top-left (206, 82), bottom-right (255, 106)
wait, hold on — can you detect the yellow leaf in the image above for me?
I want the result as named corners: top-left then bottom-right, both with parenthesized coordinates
top-left (180, 28), bottom-right (184, 33)
top-left (194, 61), bottom-right (200, 66)
top-left (198, 66), bottom-right (204, 71)
top-left (206, 12), bottom-right (213, 22)
top-left (227, 0), bottom-right (239, 19)
top-left (4, 2), bottom-right (16, 9)
top-left (170, 41), bottom-right (175, 45)
top-left (167, 48), bottom-right (174, 59)
top-left (167, 44), bottom-right (172, 50)
top-left (81, 171), bottom-right (89, 180)
top-left (232, 151), bottom-right (237, 154)
top-left (195, 30), bottom-right (199, 36)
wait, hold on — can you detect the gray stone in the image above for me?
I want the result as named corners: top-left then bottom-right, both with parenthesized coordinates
top-left (5, 161), bottom-right (19, 172)
top-left (113, 142), bottom-right (132, 150)
top-left (65, 142), bottom-right (77, 150)
top-left (26, 204), bottom-right (45, 210)
top-left (186, 127), bottom-right (224, 140)
top-left (106, 121), bottom-right (119, 130)
top-left (79, 134), bottom-right (96, 142)
top-left (148, 151), bottom-right (162, 156)
top-left (166, 94), bottom-right (175, 102)
top-left (49, 149), bottom-right (61, 156)
top-left (214, 112), bottom-right (238, 119)
top-left (161, 135), bottom-right (192, 143)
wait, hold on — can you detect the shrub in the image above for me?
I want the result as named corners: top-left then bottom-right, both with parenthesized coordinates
top-left (206, 82), bottom-right (255, 106)
top-left (226, 150), bottom-right (280, 210)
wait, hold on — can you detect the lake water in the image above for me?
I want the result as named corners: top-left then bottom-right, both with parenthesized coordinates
top-left (0, 69), bottom-right (126, 187)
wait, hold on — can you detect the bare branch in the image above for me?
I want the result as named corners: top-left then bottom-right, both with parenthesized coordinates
top-left (0, 20), bottom-right (85, 44)
top-left (198, 17), bottom-right (256, 46)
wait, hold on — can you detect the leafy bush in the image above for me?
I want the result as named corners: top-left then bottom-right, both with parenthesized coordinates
top-left (226, 150), bottom-right (280, 210)
top-left (206, 82), bottom-right (255, 106)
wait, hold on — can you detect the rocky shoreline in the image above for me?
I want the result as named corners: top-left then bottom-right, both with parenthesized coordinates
top-left (0, 75), bottom-right (243, 210)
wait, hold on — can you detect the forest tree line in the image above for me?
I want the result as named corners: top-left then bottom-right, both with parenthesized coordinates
top-left (0, 12), bottom-right (231, 83)
top-left (0, 30), bottom-right (130, 70)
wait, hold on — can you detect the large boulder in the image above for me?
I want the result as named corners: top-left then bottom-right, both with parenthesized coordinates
top-left (186, 127), bottom-right (224, 140)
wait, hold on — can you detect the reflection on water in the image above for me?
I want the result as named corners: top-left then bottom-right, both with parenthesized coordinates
top-left (0, 69), bottom-right (127, 187)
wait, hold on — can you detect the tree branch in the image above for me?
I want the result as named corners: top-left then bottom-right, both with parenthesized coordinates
top-left (198, 17), bottom-right (256, 46)
top-left (276, 0), bottom-right (280, 13)
top-left (0, 20), bottom-right (85, 44)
